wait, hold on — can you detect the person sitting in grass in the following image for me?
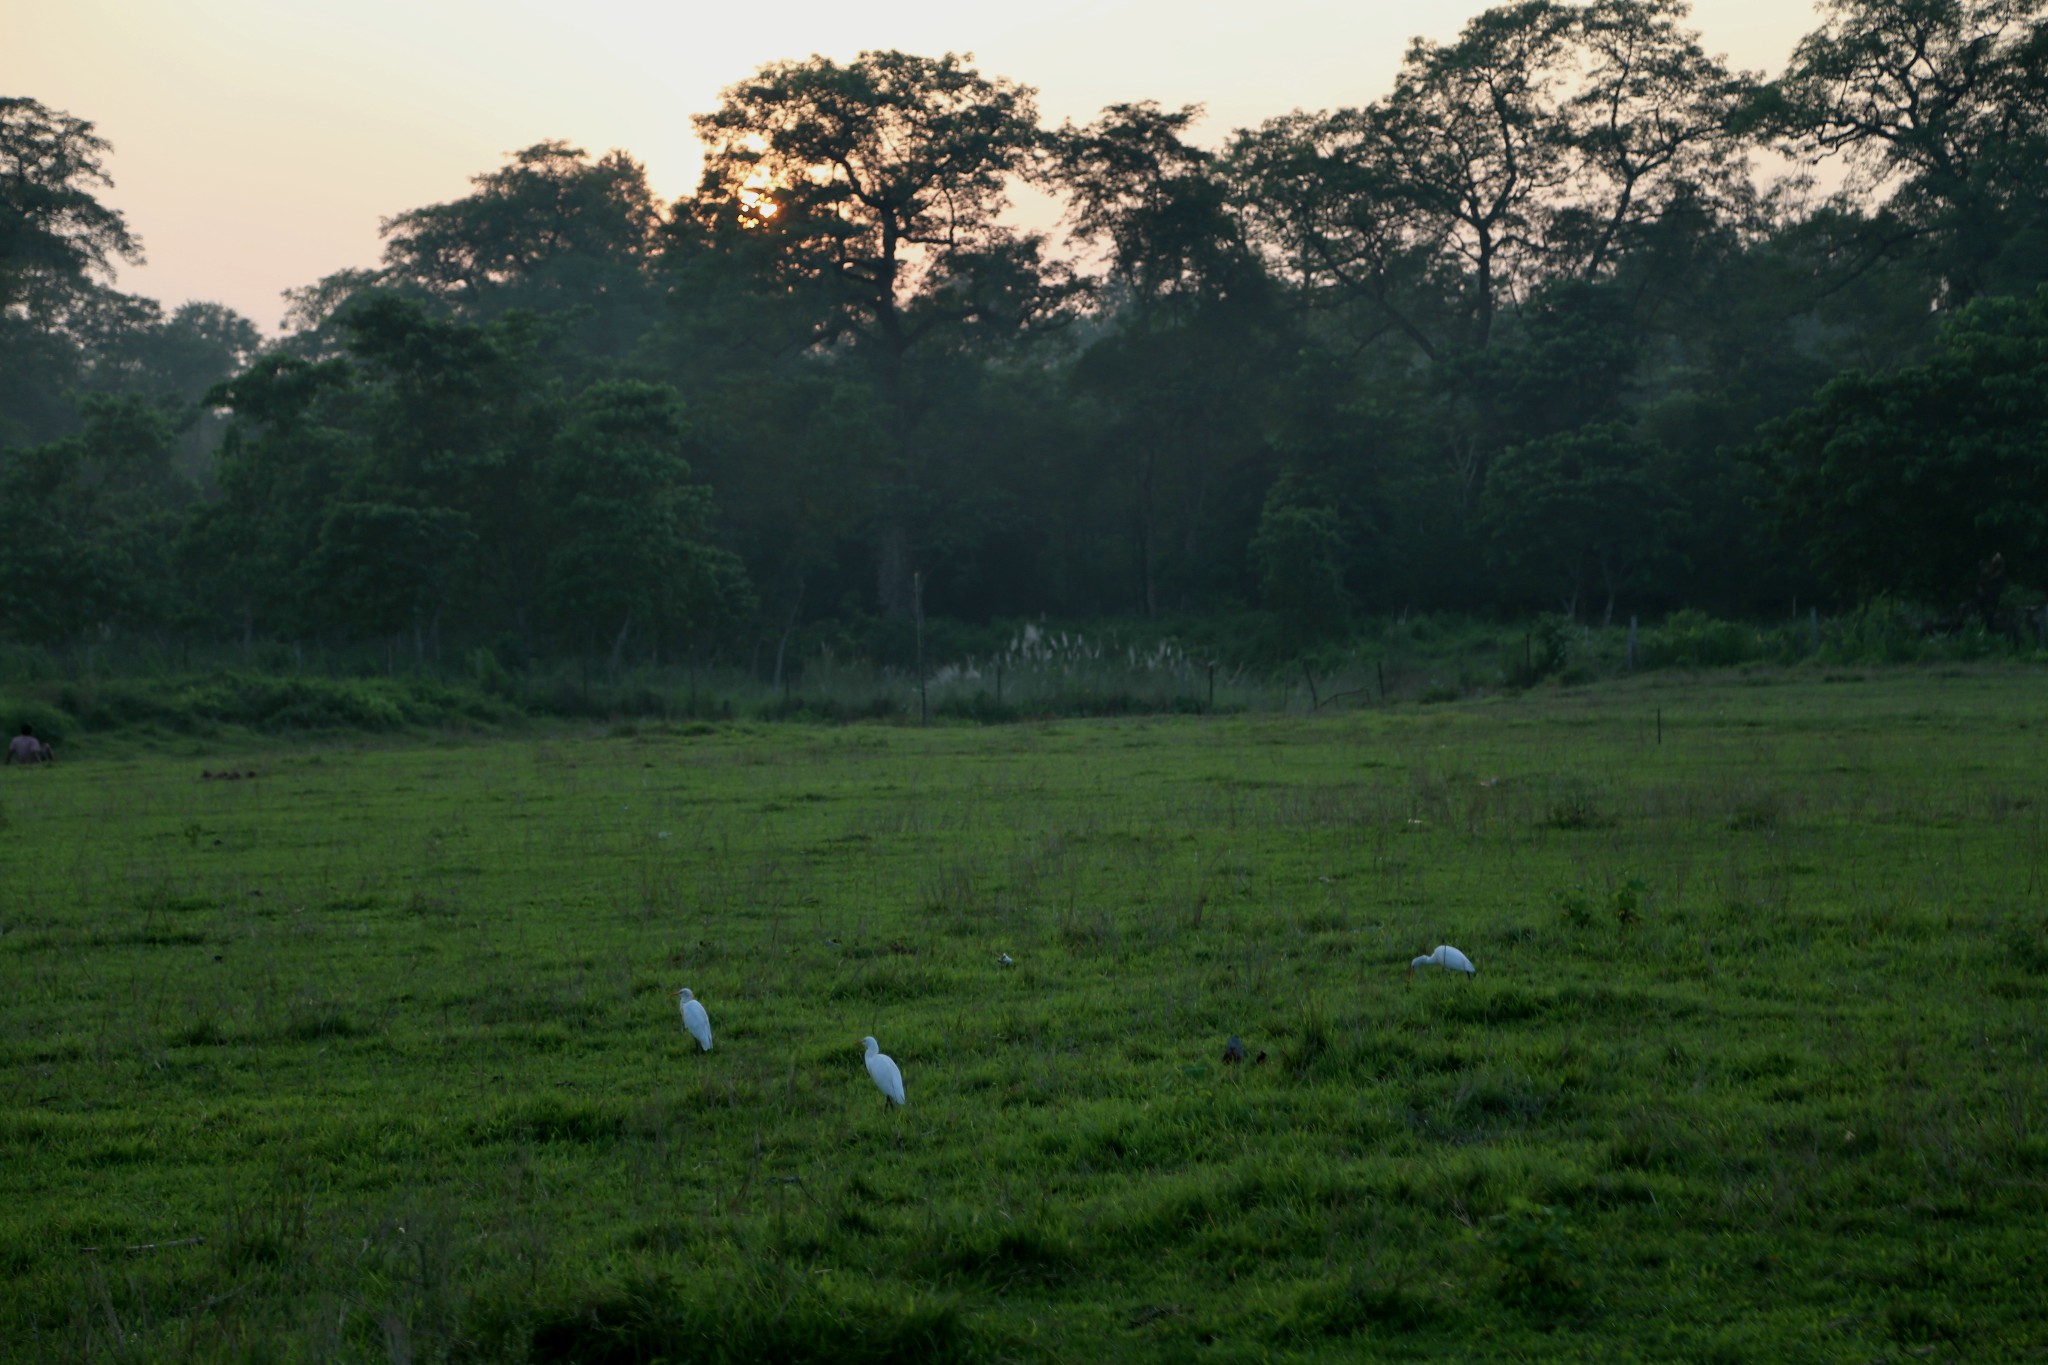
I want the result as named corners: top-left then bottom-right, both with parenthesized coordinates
top-left (5, 724), bottom-right (52, 765)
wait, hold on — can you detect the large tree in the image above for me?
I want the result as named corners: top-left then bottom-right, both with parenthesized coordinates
top-left (1231, 0), bottom-right (1754, 354)
top-left (0, 395), bottom-right (193, 646)
top-left (195, 298), bottom-right (754, 660)
top-left (1752, 284), bottom-right (2048, 609)
top-left (1769, 0), bottom-right (2048, 304)
top-left (181, 353), bottom-right (361, 645)
top-left (1, 98), bottom-right (151, 448)
top-left (686, 50), bottom-right (1061, 373)
top-left (284, 143), bottom-right (665, 361)
top-left (539, 381), bottom-right (748, 664)
top-left (0, 97), bottom-right (141, 315)
top-left (683, 50), bottom-right (1067, 617)
top-left (1049, 101), bottom-right (1263, 309)
top-left (1050, 101), bottom-right (1282, 617)
top-left (1479, 421), bottom-right (1682, 621)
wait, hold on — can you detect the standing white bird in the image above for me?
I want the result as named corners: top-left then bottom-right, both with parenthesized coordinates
top-left (1409, 944), bottom-right (1477, 975)
top-left (863, 1035), bottom-right (906, 1106)
top-left (674, 988), bottom-right (713, 1050)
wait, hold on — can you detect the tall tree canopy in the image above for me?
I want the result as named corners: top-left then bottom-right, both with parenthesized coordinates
top-left (283, 143), bottom-right (665, 360)
top-left (684, 50), bottom-right (1065, 369)
top-left (681, 50), bottom-right (1070, 618)
top-left (0, 97), bottom-right (141, 314)
top-left (1232, 0), bottom-right (1752, 354)
top-left (1752, 284), bottom-right (2048, 607)
top-left (1770, 0), bottom-right (2048, 303)
top-left (17, 5), bottom-right (2048, 666)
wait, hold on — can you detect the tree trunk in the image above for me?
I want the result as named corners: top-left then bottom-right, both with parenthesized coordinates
top-left (772, 576), bottom-right (806, 693)
top-left (877, 521), bottom-right (913, 620)
top-left (1137, 447), bottom-right (1159, 621)
top-left (609, 614), bottom-right (634, 681)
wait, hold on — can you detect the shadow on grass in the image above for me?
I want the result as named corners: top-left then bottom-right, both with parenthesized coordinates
top-left (498, 1271), bottom-right (974, 1364)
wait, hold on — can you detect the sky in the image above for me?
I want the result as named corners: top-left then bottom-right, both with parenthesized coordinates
top-left (6, 0), bottom-right (1823, 333)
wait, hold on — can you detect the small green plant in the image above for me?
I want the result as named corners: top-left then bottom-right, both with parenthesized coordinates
top-left (1728, 792), bottom-right (1783, 832)
top-left (2003, 911), bottom-right (2048, 975)
top-left (1611, 877), bottom-right (1646, 930)
top-left (1556, 887), bottom-right (1594, 929)
top-left (1505, 615), bottom-right (1574, 687)
top-left (1541, 779), bottom-right (1611, 830)
top-left (1283, 997), bottom-right (1335, 1077)
top-left (1485, 1198), bottom-right (1585, 1315)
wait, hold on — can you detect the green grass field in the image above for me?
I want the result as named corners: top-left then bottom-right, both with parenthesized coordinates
top-left (4, 668), bottom-right (2045, 1362)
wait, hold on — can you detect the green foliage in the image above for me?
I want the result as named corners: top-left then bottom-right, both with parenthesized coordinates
top-left (14, 1), bottom-right (2048, 667)
top-left (688, 50), bottom-right (1055, 362)
top-left (1639, 609), bottom-right (1794, 669)
top-left (1540, 777), bottom-right (1613, 830)
top-left (0, 695), bottom-right (76, 745)
top-left (1047, 101), bottom-right (1257, 306)
top-left (1767, 0), bottom-right (2048, 303)
top-left (1483, 1198), bottom-right (1586, 1315)
top-left (1753, 287), bottom-right (2048, 607)
top-left (1481, 423), bottom-right (1682, 621)
top-left (0, 97), bottom-right (141, 307)
top-left (20, 671), bottom-right (511, 735)
top-left (1610, 876), bottom-right (1646, 929)
top-left (1249, 472), bottom-right (1351, 655)
top-left (1505, 614), bottom-right (1574, 686)
top-left (540, 381), bottom-right (752, 654)
top-left (2003, 910), bottom-right (2048, 975)
top-left (370, 141), bottom-right (664, 352)
top-left (190, 299), bottom-right (752, 656)
top-left (0, 395), bottom-right (196, 646)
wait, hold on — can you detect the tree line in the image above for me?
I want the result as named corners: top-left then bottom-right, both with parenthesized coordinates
top-left (5, 0), bottom-right (2047, 673)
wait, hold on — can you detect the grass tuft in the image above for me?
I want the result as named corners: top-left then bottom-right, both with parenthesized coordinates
top-left (510, 1271), bottom-right (974, 1364)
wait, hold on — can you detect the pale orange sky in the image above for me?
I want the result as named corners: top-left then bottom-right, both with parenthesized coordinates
top-left (5, 0), bottom-right (1823, 332)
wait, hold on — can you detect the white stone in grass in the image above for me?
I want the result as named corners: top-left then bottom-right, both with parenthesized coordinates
top-left (864, 1036), bottom-right (906, 1106)
top-left (1409, 944), bottom-right (1476, 975)
top-left (674, 988), bottom-right (713, 1050)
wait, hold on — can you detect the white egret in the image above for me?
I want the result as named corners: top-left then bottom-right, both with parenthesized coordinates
top-left (1409, 944), bottom-right (1476, 975)
top-left (674, 988), bottom-right (713, 1050)
top-left (863, 1036), bottom-right (906, 1106)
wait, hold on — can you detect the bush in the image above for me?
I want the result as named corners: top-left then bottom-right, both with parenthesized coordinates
top-left (0, 696), bottom-right (77, 746)
top-left (20, 672), bottom-right (518, 738)
top-left (1640, 609), bottom-right (1766, 669)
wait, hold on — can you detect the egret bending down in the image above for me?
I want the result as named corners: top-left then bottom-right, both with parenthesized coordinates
top-left (863, 1036), bottom-right (906, 1106)
top-left (1410, 944), bottom-right (1476, 975)
top-left (674, 988), bottom-right (713, 1050)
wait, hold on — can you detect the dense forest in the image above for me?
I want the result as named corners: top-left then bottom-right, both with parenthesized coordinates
top-left (5, 0), bottom-right (2048, 682)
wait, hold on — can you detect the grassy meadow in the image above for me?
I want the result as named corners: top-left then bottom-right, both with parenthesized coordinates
top-left (3, 668), bottom-right (2045, 1362)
